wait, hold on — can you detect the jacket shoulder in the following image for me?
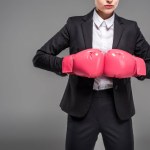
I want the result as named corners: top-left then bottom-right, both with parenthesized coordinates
top-left (116, 15), bottom-right (138, 26)
top-left (66, 15), bottom-right (85, 24)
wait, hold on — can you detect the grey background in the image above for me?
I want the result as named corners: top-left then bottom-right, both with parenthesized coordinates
top-left (0, 0), bottom-right (150, 150)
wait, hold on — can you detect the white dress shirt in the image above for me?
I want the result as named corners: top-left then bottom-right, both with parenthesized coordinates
top-left (92, 9), bottom-right (115, 90)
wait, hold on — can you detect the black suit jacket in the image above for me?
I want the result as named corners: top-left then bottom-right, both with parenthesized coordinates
top-left (32, 8), bottom-right (150, 121)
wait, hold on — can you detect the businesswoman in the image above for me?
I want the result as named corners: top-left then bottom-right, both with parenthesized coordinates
top-left (32, 0), bottom-right (150, 149)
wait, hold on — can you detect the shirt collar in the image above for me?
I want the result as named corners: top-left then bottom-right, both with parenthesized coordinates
top-left (93, 9), bottom-right (115, 29)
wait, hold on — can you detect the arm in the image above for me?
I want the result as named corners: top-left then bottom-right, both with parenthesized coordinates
top-left (134, 22), bottom-right (150, 80)
top-left (32, 18), bottom-right (71, 76)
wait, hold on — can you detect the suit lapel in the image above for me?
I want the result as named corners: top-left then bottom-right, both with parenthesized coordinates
top-left (81, 8), bottom-right (124, 49)
top-left (82, 20), bottom-right (93, 49)
top-left (112, 14), bottom-right (124, 49)
top-left (81, 9), bottom-right (94, 49)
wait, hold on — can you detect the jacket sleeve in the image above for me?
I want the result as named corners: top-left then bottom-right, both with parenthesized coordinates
top-left (134, 22), bottom-right (150, 80)
top-left (32, 18), bottom-right (71, 76)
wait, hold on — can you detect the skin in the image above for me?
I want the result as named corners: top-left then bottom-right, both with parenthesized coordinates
top-left (94, 0), bottom-right (120, 19)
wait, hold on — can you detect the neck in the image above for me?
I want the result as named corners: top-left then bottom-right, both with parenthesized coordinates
top-left (96, 9), bottom-right (114, 20)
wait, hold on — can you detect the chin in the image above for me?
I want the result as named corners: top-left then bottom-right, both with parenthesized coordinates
top-left (104, 10), bottom-right (114, 15)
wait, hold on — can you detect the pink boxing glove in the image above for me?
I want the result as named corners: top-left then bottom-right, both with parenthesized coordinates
top-left (62, 49), bottom-right (105, 78)
top-left (104, 49), bottom-right (146, 78)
